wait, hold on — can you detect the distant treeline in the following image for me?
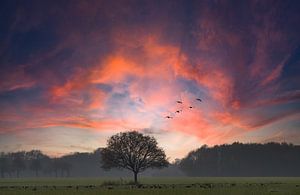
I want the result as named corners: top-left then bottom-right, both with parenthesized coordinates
top-left (180, 142), bottom-right (300, 176)
top-left (0, 148), bottom-right (182, 178)
top-left (1, 142), bottom-right (299, 178)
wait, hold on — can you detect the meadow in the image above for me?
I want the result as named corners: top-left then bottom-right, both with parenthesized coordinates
top-left (0, 177), bottom-right (300, 195)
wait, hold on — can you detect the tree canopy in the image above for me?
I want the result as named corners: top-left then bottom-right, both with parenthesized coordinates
top-left (179, 142), bottom-right (300, 176)
top-left (101, 131), bottom-right (169, 183)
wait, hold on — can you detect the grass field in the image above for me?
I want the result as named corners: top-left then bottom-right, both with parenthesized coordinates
top-left (0, 177), bottom-right (300, 195)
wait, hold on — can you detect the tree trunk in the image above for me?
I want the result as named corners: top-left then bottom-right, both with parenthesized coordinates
top-left (133, 171), bottom-right (138, 184)
top-left (35, 169), bottom-right (38, 177)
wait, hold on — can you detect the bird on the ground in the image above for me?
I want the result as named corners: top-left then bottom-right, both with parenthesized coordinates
top-left (165, 116), bottom-right (173, 119)
top-left (189, 106), bottom-right (193, 109)
top-left (175, 110), bottom-right (182, 113)
top-left (176, 100), bottom-right (183, 104)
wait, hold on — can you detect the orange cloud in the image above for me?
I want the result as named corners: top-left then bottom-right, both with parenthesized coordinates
top-left (39, 33), bottom-right (256, 145)
top-left (2, 27), bottom-right (295, 148)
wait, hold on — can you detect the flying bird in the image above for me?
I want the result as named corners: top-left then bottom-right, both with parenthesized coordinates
top-left (196, 98), bottom-right (202, 102)
top-left (176, 100), bottom-right (183, 104)
top-left (165, 116), bottom-right (173, 119)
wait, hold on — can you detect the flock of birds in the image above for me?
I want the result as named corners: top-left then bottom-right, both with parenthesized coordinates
top-left (165, 98), bottom-right (202, 119)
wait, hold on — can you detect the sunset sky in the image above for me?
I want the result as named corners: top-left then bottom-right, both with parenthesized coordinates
top-left (0, 0), bottom-right (300, 159)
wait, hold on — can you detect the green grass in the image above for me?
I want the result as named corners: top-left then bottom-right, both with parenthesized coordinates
top-left (0, 177), bottom-right (300, 195)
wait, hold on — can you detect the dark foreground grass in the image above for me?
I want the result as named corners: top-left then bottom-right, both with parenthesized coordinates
top-left (0, 177), bottom-right (299, 195)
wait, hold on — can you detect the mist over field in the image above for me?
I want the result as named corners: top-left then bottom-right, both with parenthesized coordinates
top-left (1, 142), bottom-right (300, 178)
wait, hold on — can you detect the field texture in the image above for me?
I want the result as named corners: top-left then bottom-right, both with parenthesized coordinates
top-left (0, 177), bottom-right (299, 195)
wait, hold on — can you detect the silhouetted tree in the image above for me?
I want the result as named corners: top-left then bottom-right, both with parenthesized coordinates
top-left (59, 161), bottom-right (72, 177)
top-left (1, 142), bottom-right (299, 178)
top-left (50, 158), bottom-right (72, 177)
top-left (51, 158), bottom-right (60, 177)
top-left (11, 152), bottom-right (26, 177)
top-left (30, 159), bottom-right (41, 176)
top-left (0, 153), bottom-right (9, 178)
top-left (101, 131), bottom-right (169, 183)
top-left (27, 150), bottom-right (46, 177)
top-left (180, 142), bottom-right (300, 176)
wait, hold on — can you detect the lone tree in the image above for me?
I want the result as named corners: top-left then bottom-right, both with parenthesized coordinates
top-left (101, 131), bottom-right (168, 183)
top-left (27, 150), bottom-right (45, 177)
